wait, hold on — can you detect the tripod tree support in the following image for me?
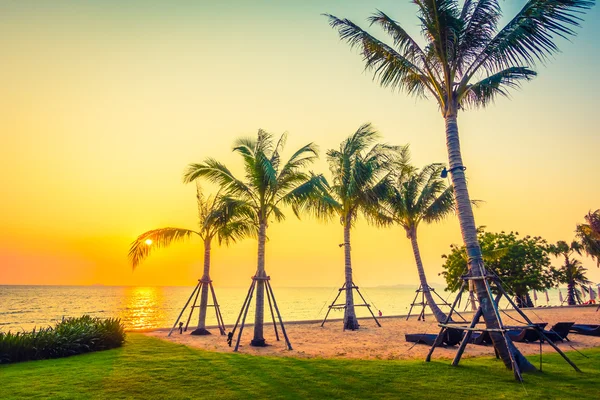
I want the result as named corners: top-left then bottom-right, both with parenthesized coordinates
top-left (425, 274), bottom-right (580, 382)
top-left (230, 275), bottom-right (292, 352)
top-left (406, 284), bottom-right (466, 322)
top-left (168, 279), bottom-right (226, 337)
top-left (321, 282), bottom-right (381, 329)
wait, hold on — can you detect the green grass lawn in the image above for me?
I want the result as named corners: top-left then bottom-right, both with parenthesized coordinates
top-left (1, 334), bottom-right (599, 399)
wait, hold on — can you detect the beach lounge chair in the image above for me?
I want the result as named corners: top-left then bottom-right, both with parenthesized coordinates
top-left (570, 324), bottom-right (600, 336)
top-left (507, 323), bottom-right (547, 343)
top-left (542, 322), bottom-right (574, 342)
top-left (405, 328), bottom-right (464, 346)
top-left (469, 331), bottom-right (492, 345)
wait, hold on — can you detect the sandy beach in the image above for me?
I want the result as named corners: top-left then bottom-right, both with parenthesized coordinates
top-left (144, 305), bottom-right (600, 361)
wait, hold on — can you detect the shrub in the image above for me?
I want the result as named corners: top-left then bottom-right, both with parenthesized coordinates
top-left (0, 315), bottom-right (126, 364)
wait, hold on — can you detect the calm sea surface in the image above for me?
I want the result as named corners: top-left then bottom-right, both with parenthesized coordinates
top-left (0, 285), bottom-right (565, 333)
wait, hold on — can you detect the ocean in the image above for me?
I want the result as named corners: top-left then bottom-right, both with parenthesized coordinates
top-left (0, 285), bottom-right (565, 333)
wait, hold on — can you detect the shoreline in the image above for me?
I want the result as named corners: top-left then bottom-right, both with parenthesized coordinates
top-left (129, 304), bottom-right (599, 333)
top-left (143, 306), bottom-right (600, 360)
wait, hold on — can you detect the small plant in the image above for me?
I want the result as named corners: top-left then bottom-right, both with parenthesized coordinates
top-left (0, 315), bottom-right (125, 364)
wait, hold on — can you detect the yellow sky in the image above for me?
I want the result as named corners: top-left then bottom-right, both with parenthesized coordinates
top-left (1, 1), bottom-right (599, 287)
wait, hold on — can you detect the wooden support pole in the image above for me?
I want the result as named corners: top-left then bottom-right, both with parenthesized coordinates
top-left (321, 283), bottom-right (344, 327)
top-left (406, 285), bottom-right (421, 321)
top-left (233, 279), bottom-right (256, 352)
top-left (168, 282), bottom-right (200, 337)
top-left (496, 283), bottom-right (581, 373)
top-left (354, 283), bottom-right (381, 327)
top-left (184, 280), bottom-right (202, 332)
top-left (231, 277), bottom-right (256, 341)
top-left (266, 280), bottom-right (280, 341)
top-left (266, 280), bottom-right (292, 350)
top-left (452, 306), bottom-right (483, 366)
top-left (208, 282), bottom-right (226, 335)
top-left (426, 282), bottom-right (466, 362)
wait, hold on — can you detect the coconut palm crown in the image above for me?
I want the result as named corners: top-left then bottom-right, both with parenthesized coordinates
top-left (183, 129), bottom-right (327, 346)
top-left (316, 123), bottom-right (404, 330)
top-left (326, 0), bottom-right (594, 374)
top-left (576, 209), bottom-right (600, 267)
top-left (548, 240), bottom-right (591, 305)
top-left (128, 184), bottom-right (253, 334)
top-left (386, 160), bottom-right (455, 322)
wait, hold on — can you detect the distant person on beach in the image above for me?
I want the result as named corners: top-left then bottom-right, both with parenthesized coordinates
top-left (378, 310), bottom-right (382, 317)
top-left (179, 322), bottom-right (184, 334)
top-left (227, 331), bottom-right (233, 346)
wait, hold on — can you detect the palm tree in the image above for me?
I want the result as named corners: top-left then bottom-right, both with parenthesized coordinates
top-left (548, 240), bottom-right (591, 305)
top-left (386, 161), bottom-right (454, 322)
top-left (128, 184), bottom-right (253, 335)
top-left (325, 0), bottom-right (594, 373)
top-left (319, 123), bottom-right (402, 330)
top-left (183, 129), bottom-right (326, 346)
top-left (576, 209), bottom-right (600, 267)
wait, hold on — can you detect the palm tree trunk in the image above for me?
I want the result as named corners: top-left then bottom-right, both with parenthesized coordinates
top-left (251, 221), bottom-right (267, 346)
top-left (191, 238), bottom-right (212, 335)
top-left (407, 227), bottom-right (447, 322)
top-left (343, 217), bottom-right (359, 330)
top-left (445, 114), bottom-right (535, 372)
top-left (567, 281), bottom-right (576, 306)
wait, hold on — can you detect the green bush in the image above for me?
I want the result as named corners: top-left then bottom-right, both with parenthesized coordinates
top-left (0, 315), bottom-right (126, 364)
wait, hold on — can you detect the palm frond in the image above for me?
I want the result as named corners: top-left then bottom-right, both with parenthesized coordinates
top-left (325, 14), bottom-right (438, 99)
top-left (467, 0), bottom-right (594, 78)
top-left (128, 228), bottom-right (200, 270)
top-left (461, 66), bottom-right (537, 107)
top-left (457, 0), bottom-right (501, 70)
top-left (422, 186), bottom-right (456, 224)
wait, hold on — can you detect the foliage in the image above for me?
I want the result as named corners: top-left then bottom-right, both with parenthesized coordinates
top-left (385, 157), bottom-right (455, 321)
top-left (2, 334), bottom-right (600, 399)
top-left (576, 209), bottom-right (600, 267)
top-left (184, 130), bottom-right (327, 229)
top-left (441, 229), bottom-right (557, 299)
top-left (325, 0), bottom-right (594, 116)
top-left (386, 160), bottom-right (455, 234)
top-left (548, 240), bottom-right (592, 305)
top-left (128, 185), bottom-right (254, 269)
top-left (0, 316), bottom-right (125, 364)
top-left (316, 123), bottom-right (406, 226)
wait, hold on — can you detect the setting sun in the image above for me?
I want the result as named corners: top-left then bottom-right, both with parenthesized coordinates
top-left (145, 239), bottom-right (153, 246)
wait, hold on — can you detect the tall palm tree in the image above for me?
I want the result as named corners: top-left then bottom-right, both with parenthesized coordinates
top-left (128, 184), bottom-right (253, 335)
top-left (318, 123), bottom-right (403, 330)
top-left (325, 0), bottom-right (594, 373)
top-left (548, 240), bottom-right (591, 305)
top-left (183, 129), bottom-right (326, 346)
top-left (576, 209), bottom-right (600, 267)
top-left (386, 161), bottom-right (455, 322)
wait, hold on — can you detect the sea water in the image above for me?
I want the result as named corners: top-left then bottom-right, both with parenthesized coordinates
top-left (0, 285), bottom-right (564, 332)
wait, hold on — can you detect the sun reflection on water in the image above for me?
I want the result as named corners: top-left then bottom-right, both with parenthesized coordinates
top-left (119, 286), bottom-right (166, 330)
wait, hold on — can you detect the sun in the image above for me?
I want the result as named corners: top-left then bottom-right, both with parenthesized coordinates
top-left (145, 239), bottom-right (153, 246)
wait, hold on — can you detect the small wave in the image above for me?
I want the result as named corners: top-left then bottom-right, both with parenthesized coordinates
top-left (0, 310), bottom-right (34, 315)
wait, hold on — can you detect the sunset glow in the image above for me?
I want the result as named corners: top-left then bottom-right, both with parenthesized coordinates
top-left (0, 0), bottom-right (598, 288)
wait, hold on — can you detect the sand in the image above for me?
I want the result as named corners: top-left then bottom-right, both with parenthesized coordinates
top-left (144, 306), bottom-right (600, 361)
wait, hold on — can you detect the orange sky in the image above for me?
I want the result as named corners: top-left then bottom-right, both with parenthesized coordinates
top-left (1, 1), bottom-right (599, 287)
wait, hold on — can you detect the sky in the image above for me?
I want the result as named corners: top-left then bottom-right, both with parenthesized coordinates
top-left (1, 0), bottom-right (599, 288)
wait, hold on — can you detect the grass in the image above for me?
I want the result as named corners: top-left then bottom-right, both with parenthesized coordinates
top-left (1, 334), bottom-right (599, 399)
